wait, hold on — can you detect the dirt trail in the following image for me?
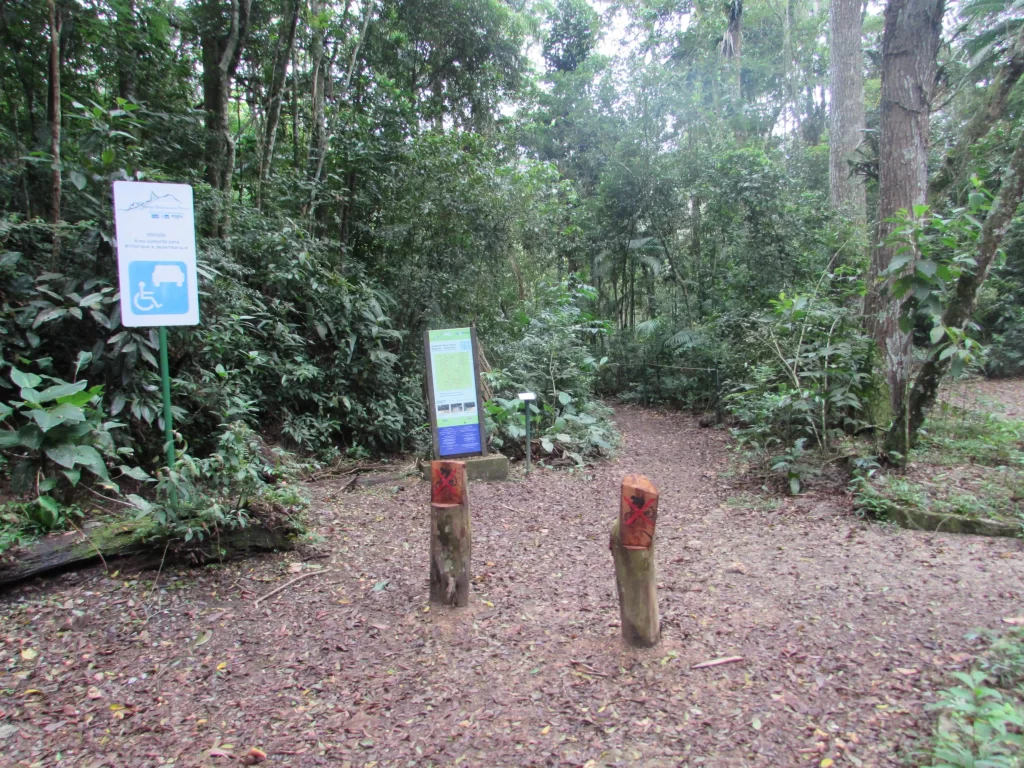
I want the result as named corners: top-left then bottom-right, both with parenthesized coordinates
top-left (2, 406), bottom-right (1023, 767)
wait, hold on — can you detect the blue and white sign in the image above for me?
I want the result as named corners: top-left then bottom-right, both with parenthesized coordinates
top-left (113, 181), bottom-right (199, 327)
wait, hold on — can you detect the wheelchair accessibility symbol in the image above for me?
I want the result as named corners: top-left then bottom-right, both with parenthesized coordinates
top-left (128, 261), bottom-right (189, 315)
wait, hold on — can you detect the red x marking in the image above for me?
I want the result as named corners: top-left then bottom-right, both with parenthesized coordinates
top-left (434, 472), bottom-right (458, 495)
top-left (624, 496), bottom-right (655, 527)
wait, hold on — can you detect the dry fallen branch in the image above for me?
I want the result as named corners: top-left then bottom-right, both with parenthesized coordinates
top-left (691, 655), bottom-right (744, 670)
top-left (569, 659), bottom-right (610, 677)
top-left (254, 568), bottom-right (333, 607)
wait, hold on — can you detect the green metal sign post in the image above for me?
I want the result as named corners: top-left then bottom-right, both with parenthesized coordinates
top-left (518, 392), bottom-right (536, 475)
top-left (113, 181), bottom-right (200, 513)
top-left (158, 326), bottom-right (178, 508)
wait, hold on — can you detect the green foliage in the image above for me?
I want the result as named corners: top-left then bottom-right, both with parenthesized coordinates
top-left (924, 629), bottom-right (1024, 768)
top-left (0, 364), bottom-right (139, 502)
top-left (484, 280), bottom-right (618, 463)
top-left (976, 218), bottom-right (1024, 377)
top-left (0, 499), bottom-right (84, 542)
top-left (726, 284), bottom-right (873, 492)
top-left (882, 192), bottom-right (994, 376)
top-left (129, 420), bottom-right (307, 542)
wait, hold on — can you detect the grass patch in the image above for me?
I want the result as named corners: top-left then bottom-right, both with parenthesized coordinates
top-left (917, 404), bottom-right (1024, 468)
top-left (921, 628), bottom-right (1024, 767)
top-left (854, 407), bottom-right (1024, 528)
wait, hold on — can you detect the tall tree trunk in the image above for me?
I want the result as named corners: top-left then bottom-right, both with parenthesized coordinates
top-left (865, 0), bottom-right (944, 441)
top-left (889, 134), bottom-right (1024, 453)
top-left (308, 0), bottom-right (372, 218)
top-left (828, 0), bottom-right (866, 223)
top-left (291, 55), bottom-right (301, 170)
top-left (200, 0), bottom-right (253, 237)
top-left (47, 0), bottom-right (62, 253)
top-left (306, 0), bottom-right (327, 185)
top-left (115, 0), bottom-right (138, 101)
top-left (721, 0), bottom-right (743, 101)
top-left (691, 194), bottom-right (702, 310)
top-left (258, 0), bottom-right (301, 209)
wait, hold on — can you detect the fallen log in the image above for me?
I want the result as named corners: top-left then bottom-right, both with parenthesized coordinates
top-left (0, 511), bottom-right (298, 590)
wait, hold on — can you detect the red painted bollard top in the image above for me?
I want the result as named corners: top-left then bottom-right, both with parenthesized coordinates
top-left (431, 461), bottom-right (465, 506)
top-left (619, 474), bottom-right (658, 550)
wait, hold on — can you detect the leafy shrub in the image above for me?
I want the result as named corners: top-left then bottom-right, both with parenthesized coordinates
top-left (601, 320), bottom-right (728, 411)
top-left (484, 279), bottom-right (618, 463)
top-left (924, 629), bottom-right (1024, 768)
top-left (0, 206), bottom-right (424, 466)
top-left (0, 365), bottom-right (144, 505)
top-left (726, 287), bottom-right (873, 492)
top-left (131, 420), bottom-right (307, 542)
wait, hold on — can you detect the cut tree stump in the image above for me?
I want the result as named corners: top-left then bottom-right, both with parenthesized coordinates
top-left (430, 460), bottom-right (471, 607)
top-left (610, 474), bottom-right (660, 647)
top-left (0, 511), bottom-right (298, 590)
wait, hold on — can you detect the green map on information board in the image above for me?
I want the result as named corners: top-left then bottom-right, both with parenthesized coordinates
top-left (433, 351), bottom-right (473, 391)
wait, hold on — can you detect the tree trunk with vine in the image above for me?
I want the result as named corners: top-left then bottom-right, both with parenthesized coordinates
top-left (866, 0), bottom-right (944, 456)
top-left (887, 135), bottom-right (1024, 452)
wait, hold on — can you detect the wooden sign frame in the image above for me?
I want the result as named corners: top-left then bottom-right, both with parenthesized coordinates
top-left (424, 327), bottom-right (489, 461)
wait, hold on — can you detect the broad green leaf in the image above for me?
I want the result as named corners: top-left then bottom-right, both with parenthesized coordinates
top-left (73, 445), bottom-right (109, 478)
top-left (36, 381), bottom-right (88, 403)
top-left (62, 468), bottom-right (81, 486)
top-left (118, 465), bottom-right (152, 482)
top-left (19, 387), bottom-right (41, 405)
top-left (17, 424), bottom-right (43, 450)
top-left (32, 307), bottom-right (68, 328)
top-left (10, 369), bottom-right (42, 389)
top-left (57, 389), bottom-right (97, 407)
top-left (127, 494), bottom-right (152, 512)
top-left (45, 444), bottom-right (77, 468)
top-left (31, 409), bottom-right (64, 432)
top-left (31, 404), bottom-right (85, 432)
top-left (69, 170), bottom-right (87, 190)
top-left (885, 253), bottom-right (914, 274)
top-left (37, 495), bottom-right (60, 515)
top-left (930, 326), bottom-right (946, 345)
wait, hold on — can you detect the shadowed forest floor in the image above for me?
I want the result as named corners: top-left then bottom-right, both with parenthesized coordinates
top-left (2, 399), bottom-right (1024, 767)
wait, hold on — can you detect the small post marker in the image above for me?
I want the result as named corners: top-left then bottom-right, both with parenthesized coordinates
top-left (609, 474), bottom-right (660, 647)
top-left (518, 392), bottom-right (536, 474)
top-left (429, 460), bottom-right (472, 606)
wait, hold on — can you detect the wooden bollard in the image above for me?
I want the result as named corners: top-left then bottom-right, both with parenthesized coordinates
top-left (430, 460), bottom-right (471, 607)
top-left (609, 474), bottom-right (659, 647)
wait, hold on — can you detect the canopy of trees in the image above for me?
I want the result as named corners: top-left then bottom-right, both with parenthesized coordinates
top-left (2, 0), bottom-right (1023, 503)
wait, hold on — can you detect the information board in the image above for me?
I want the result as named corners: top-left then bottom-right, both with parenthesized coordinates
top-left (112, 181), bottom-right (200, 327)
top-left (424, 328), bottom-right (487, 459)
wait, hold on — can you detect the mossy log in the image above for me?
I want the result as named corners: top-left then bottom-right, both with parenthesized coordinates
top-left (882, 502), bottom-right (1020, 537)
top-left (0, 516), bottom-right (297, 589)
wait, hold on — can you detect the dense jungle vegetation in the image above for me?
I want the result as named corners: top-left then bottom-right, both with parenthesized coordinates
top-left (0, 0), bottom-right (1023, 540)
